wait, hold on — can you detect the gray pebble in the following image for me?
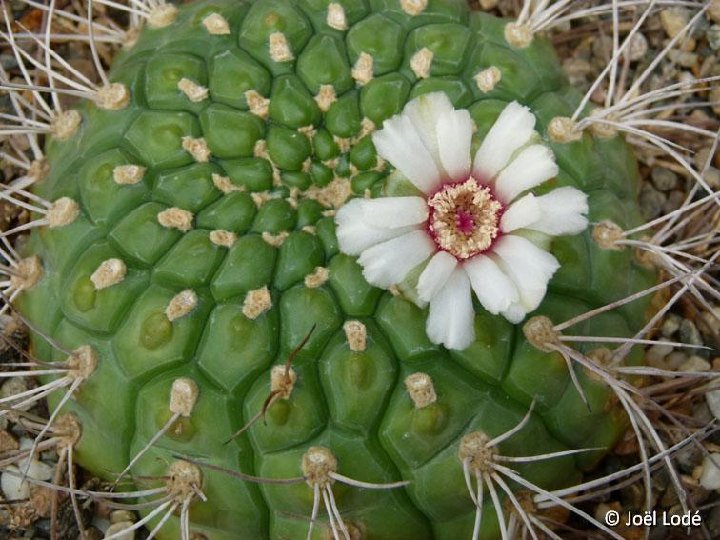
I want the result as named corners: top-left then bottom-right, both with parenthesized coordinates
top-left (679, 318), bottom-right (703, 346)
top-left (651, 166), bottom-right (678, 191)
top-left (708, 25), bottom-right (720, 50)
top-left (661, 313), bottom-right (682, 337)
top-left (639, 184), bottom-right (667, 219)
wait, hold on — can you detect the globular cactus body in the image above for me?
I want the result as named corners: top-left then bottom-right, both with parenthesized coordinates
top-left (16, 0), bottom-right (655, 538)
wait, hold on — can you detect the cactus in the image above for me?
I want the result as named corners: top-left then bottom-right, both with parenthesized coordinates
top-left (2, 0), bottom-right (685, 538)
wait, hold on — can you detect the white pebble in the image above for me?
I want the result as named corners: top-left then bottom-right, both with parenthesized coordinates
top-left (705, 387), bottom-right (720, 421)
top-left (700, 453), bottom-right (720, 490)
top-left (1, 467), bottom-right (30, 500)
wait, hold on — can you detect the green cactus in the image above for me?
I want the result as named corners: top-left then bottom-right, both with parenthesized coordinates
top-left (12, 0), bottom-right (657, 538)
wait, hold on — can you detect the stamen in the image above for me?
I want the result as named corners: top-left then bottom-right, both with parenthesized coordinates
top-left (427, 177), bottom-right (502, 260)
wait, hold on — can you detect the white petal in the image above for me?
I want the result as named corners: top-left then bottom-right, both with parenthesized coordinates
top-left (472, 101), bottom-right (536, 180)
top-left (426, 267), bottom-right (475, 350)
top-left (492, 234), bottom-right (560, 312)
top-left (417, 251), bottom-right (457, 303)
top-left (494, 144), bottom-right (559, 203)
top-left (501, 302), bottom-right (527, 324)
top-left (463, 254), bottom-right (518, 314)
top-left (526, 187), bottom-right (589, 236)
top-left (336, 199), bottom-right (418, 255)
top-left (436, 109), bottom-right (473, 179)
top-left (373, 113), bottom-right (441, 194)
top-left (359, 196), bottom-right (428, 229)
top-left (358, 229), bottom-right (435, 288)
top-left (404, 92), bottom-right (455, 173)
top-left (500, 193), bottom-right (541, 233)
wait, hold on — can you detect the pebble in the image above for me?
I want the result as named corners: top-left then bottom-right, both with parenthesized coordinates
top-left (661, 313), bottom-right (682, 337)
top-left (0, 378), bottom-right (32, 412)
top-left (679, 318), bottom-right (703, 346)
top-left (104, 522), bottom-right (135, 540)
top-left (626, 32), bottom-right (649, 62)
top-left (646, 341), bottom-right (674, 364)
top-left (707, 388), bottom-right (720, 421)
top-left (665, 351), bottom-right (689, 370)
top-left (662, 189), bottom-right (686, 214)
top-left (638, 184), bottom-right (667, 219)
top-left (709, 25), bottom-right (720, 50)
top-left (667, 49), bottom-right (698, 68)
top-left (700, 454), bottom-right (720, 490)
top-left (705, 167), bottom-right (720, 190)
top-left (710, 86), bottom-right (720, 116)
top-left (650, 166), bottom-right (678, 191)
top-left (678, 354), bottom-right (711, 372)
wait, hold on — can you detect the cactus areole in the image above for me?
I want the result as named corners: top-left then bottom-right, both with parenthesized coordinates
top-left (17, 0), bottom-right (655, 538)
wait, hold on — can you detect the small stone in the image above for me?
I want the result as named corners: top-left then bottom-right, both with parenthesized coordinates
top-left (646, 341), bottom-right (674, 365)
top-left (479, 0), bottom-right (498, 9)
top-left (638, 184), bottom-right (666, 220)
top-left (650, 167), bottom-right (678, 191)
top-left (679, 318), bottom-right (703, 346)
top-left (626, 32), bottom-right (648, 62)
top-left (667, 49), bottom-right (698, 68)
top-left (661, 313), bottom-right (681, 337)
top-left (664, 351), bottom-right (688, 370)
top-left (700, 454), bottom-right (720, 490)
top-left (704, 168), bottom-right (720, 190)
top-left (706, 388), bottom-right (720, 421)
top-left (710, 86), bottom-right (720, 116)
top-left (104, 522), bottom-right (135, 540)
top-left (707, 25), bottom-right (720, 50)
top-left (662, 190), bottom-right (685, 215)
top-left (660, 8), bottom-right (690, 39)
top-left (679, 355), bottom-right (710, 372)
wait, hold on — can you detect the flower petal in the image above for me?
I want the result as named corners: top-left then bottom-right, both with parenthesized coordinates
top-left (404, 92), bottom-right (455, 172)
top-left (373, 113), bottom-right (441, 194)
top-left (526, 187), bottom-right (589, 235)
top-left (494, 144), bottom-right (559, 203)
top-left (358, 229), bottom-right (435, 288)
top-left (335, 199), bottom-right (419, 255)
top-left (463, 254), bottom-right (519, 314)
top-left (499, 193), bottom-right (541, 233)
top-left (472, 101), bottom-right (537, 180)
top-left (436, 109), bottom-right (473, 179)
top-left (426, 267), bottom-right (475, 350)
top-left (417, 251), bottom-right (458, 303)
top-left (492, 234), bottom-right (560, 313)
top-left (359, 196), bottom-right (429, 229)
top-left (501, 302), bottom-right (527, 324)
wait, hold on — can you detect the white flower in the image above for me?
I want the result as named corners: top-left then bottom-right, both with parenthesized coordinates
top-left (335, 92), bottom-right (589, 350)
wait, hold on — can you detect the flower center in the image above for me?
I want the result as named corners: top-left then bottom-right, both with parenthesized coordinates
top-left (427, 177), bottom-right (503, 260)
